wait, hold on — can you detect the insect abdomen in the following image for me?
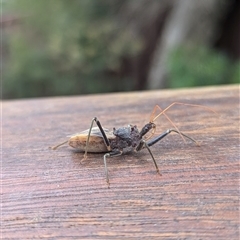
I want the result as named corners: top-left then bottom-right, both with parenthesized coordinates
top-left (68, 135), bottom-right (108, 153)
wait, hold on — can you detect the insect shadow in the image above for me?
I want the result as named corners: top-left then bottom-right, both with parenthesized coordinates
top-left (51, 102), bottom-right (215, 188)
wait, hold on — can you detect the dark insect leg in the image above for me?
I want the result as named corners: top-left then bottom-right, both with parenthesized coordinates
top-left (136, 129), bottom-right (198, 175)
top-left (84, 117), bottom-right (111, 159)
top-left (136, 140), bottom-right (160, 175)
top-left (147, 129), bottom-right (198, 147)
top-left (104, 150), bottom-right (122, 188)
top-left (144, 142), bottom-right (160, 174)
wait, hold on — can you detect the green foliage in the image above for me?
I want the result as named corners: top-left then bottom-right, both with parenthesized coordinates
top-left (3, 1), bottom-right (239, 99)
top-left (231, 62), bottom-right (240, 84)
top-left (167, 45), bottom-right (239, 88)
top-left (3, 0), bottom-right (141, 98)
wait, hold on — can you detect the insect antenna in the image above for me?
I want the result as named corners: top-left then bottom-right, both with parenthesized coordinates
top-left (152, 102), bottom-right (217, 122)
top-left (149, 104), bottom-right (188, 143)
top-left (150, 102), bottom-right (216, 144)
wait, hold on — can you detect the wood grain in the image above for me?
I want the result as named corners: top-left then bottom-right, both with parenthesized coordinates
top-left (2, 85), bottom-right (239, 239)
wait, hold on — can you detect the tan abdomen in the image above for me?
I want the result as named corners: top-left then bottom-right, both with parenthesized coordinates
top-left (68, 135), bottom-right (108, 153)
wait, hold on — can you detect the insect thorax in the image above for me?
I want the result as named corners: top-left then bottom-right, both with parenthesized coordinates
top-left (109, 125), bottom-right (141, 152)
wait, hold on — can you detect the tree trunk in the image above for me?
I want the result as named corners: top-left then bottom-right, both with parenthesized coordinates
top-left (147, 0), bottom-right (231, 89)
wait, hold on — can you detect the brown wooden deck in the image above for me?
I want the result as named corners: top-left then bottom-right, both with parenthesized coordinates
top-left (2, 84), bottom-right (239, 239)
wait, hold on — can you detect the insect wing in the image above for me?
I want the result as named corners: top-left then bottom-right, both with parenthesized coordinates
top-left (69, 127), bottom-right (114, 138)
top-left (68, 127), bottom-right (114, 152)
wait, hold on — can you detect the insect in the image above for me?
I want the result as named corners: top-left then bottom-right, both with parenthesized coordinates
top-left (51, 102), bottom-right (214, 187)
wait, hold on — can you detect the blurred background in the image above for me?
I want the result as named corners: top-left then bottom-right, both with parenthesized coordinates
top-left (2, 0), bottom-right (240, 99)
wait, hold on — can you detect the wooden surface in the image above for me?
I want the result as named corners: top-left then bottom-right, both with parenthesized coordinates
top-left (2, 85), bottom-right (239, 239)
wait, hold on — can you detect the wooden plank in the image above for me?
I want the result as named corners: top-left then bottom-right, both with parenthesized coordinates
top-left (2, 85), bottom-right (239, 239)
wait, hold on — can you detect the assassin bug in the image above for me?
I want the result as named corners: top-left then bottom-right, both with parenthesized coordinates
top-left (51, 102), bottom-right (214, 187)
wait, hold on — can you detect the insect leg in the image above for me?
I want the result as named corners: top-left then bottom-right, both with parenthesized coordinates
top-left (147, 129), bottom-right (199, 147)
top-left (51, 140), bottom-right (69, 150)
top-left (84, 117), bottom-right (111, 159)
top-left (149, 103), bottom-right (216, 144)
top-left (136, 129), bottom-right (198, 175)
top-left (104, 150), bottom-right (122, 188)
top-left (136, 140), bottom-right (160, 175)
top-left (149, 104), bottom-right (186, 143)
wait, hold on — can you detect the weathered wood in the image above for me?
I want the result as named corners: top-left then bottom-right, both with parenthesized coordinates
top-left (2, 85), bottom-right (239, 239)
